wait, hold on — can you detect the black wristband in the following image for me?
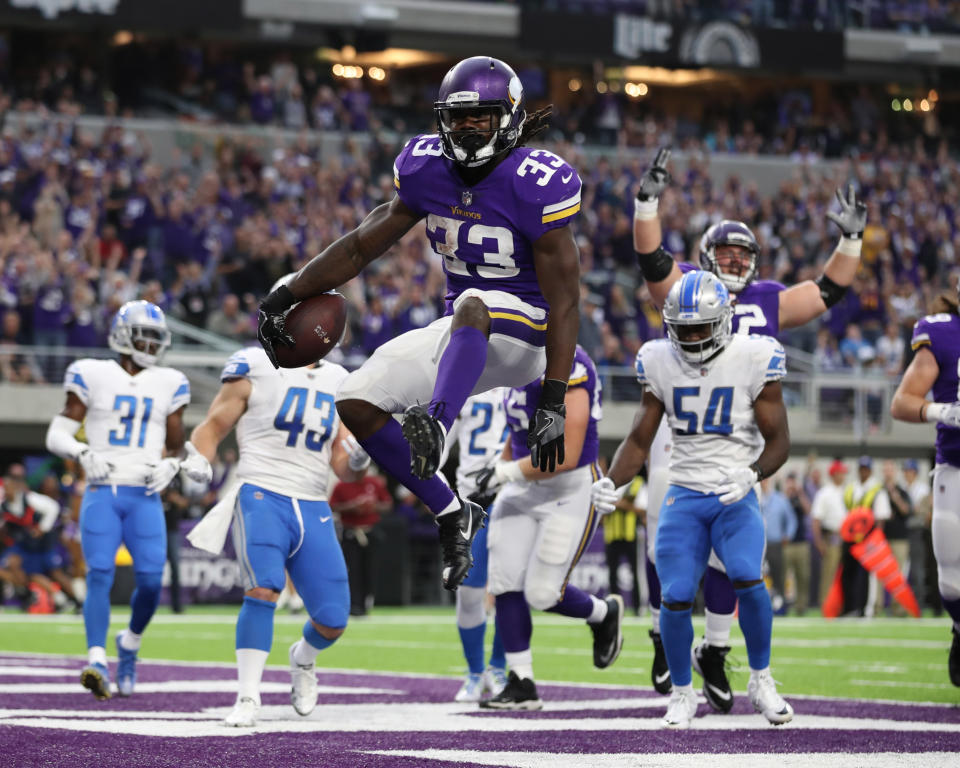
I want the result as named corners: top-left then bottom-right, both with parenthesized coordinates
top-left (815, 273), bottom-right (847, 309)
top-left (260, 284), bottom-right (296, 314)
top-left (749, 461), bottom-right (766, 481)
top-left (540, 378), bottom-right (568, 409)
top-left (636, 245), bottom-right (675, 283)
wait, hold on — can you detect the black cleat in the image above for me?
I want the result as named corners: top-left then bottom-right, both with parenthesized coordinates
top-left (591, 595), bottom-right (624, 669)
top-left (478, 671), bottom-right (543, 711)
top-left (436, 499), bottom-right (486, 591)
top-left (692, 640), bottom-right (734, 713)
top-left (650, 629), bottom-right (672, 694)
top-left (950, 626), bottom-right (960, 687)
top-left (402, 404), bottom-right (445, 479)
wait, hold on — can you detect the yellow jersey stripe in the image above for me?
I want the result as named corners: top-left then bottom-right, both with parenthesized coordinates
top-left (568, 374), bottom-right (589, 386)
top-left (911, 339), bottom-right (930, 350)
top-left (541, 202), bottom-right (581, 224)
top-left (488, 311), bottom-right (548, 331)
top-left (393, 176), bottom-right (400, 188)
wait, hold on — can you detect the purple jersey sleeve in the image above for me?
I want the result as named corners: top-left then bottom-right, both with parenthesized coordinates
top-left (912, 314), bottom-right (960, 467)
top-left (511, 147), bottom-right (582, 243)
top-left (393, 134), bottom-right (442, 218)
top-left (732, 280), bottom-right (785, 338)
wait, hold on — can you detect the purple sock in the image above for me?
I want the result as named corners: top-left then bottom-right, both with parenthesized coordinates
top-left (943, 595), bottom-right (960, 625)
top-left (495, 591), bottom-right (532, 653)
top-left (546, 585), bottom-right (594, 619)
top-left (704, 564), bottom-right (738, 614)
top-left (646, 557), bottom-right (661, 610)
top-left (429, 326), bottom-right (488, 433)
top-left (359, 417), bottom-right (455, 515)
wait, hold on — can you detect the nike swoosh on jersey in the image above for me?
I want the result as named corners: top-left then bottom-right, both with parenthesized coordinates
top-left (706, 683), bottom-right (732, 701)
top-left (654, 671), bottom-right (671, 685)
top-left (320, 516), bottom-right (332, 523)
top-left (562, 173), bottom-right (573, 183)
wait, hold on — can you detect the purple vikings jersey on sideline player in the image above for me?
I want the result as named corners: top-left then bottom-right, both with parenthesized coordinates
top-left (911, 313), bottom-right (960, 467)
top-left (679, 261), bottom-right (784, 337)
top-left (393, 133), bottom-right (581, 344)
top-left (504, 345), bottom-right (601, 468)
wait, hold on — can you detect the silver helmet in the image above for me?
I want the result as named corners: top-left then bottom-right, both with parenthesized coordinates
top-left (662, 270), bottom-right (733, 365)
top-left (108, 300), bottom-right (171, 368)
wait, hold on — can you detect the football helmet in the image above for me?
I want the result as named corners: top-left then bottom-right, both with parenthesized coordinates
top-left (434, 56), bottom-right (526, 168)
top-left (108, 300), bottom-right (171, 368)
top-left (663, 270), bottom-right (732, 365)
top-left (699, 219), bottom-right (761, 293)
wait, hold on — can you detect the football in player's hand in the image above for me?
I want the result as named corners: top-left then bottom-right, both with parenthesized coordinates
top-left (274, 292), bottom-right (347, 368)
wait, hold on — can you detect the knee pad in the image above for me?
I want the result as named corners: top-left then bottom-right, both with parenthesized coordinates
top-left (661, 578), bottom-right (697, 607)
top-left (525, 581), bottom-right (562, 612)
top-left (538, 514), bottom-right (579, 567)
top-left (724, 557), bottom-right (762, 586)
top-left (86, 568), bottom-right (114, 593)
top-left (309, 599), bottom-right (349, 631)
top-left (134, 571), bottom-right (163, 597)
top-left (456, 585), bottom-right (487, 628)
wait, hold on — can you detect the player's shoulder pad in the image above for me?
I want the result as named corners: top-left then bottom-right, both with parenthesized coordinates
top-left (911, 312), bottom-right (959, 350)
top-left (741, 334), bottom-right (787, 381)
top-left (512, 147), bottom-right (582, 223)
top-left (156, 366), bottom-right (191, 408)
top-left (393, 133), bottom-right (443, 189)
top-left (220, 346), bottom-right (270, 382)
top-left (64, 358), bottom-right (97, 399)
top-left (749, 279), bottom-right (787, 294)
top-left (636, 339), bottom-right (671, 383)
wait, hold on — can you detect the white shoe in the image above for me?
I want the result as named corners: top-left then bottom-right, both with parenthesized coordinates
top-left (662, 687), bottom-right (698, 729)
top-left (289, 642), bottom-right (318, 716)
top-left (483, 666), bottom-right (508, 698)
top-left (454, 672), bottom-right (484, 702)
top-left (224, 696), bottom-right (259, 727)
top-left (748, 670), bottom-right (794, 725)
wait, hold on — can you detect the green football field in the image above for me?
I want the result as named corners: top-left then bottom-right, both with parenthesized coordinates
top-left (2, 607), bottom-right (958, 704)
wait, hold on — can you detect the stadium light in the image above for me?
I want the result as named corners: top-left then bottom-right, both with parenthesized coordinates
top-left (369, 67), bottom-right (386, 81)
top-left (332, 64), bottom-right (345, 77)
top-left (568, 79), bottom-right (581, 92)
top-left (928, 89), bottom-right (939, 102)
top-left (891, 99), bottom-right (901, 112)
top-left (637, 82), bottom-right (649, 96)
top-left (920, 99), bottom-right (931, 112)
top-left (596, 81), bottom-right (608, 94)
top-left (903, 98), bottom-right (913, 111)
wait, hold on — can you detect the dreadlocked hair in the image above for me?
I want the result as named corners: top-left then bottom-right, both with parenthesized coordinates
top-left (517, 105), bottom-right (553, 147)
top-left (931, 292), bottom-right (960, 315)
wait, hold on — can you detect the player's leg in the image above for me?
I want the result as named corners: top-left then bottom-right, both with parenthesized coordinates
top-left (931, 466), bottom-right (960, 685)
top-left (655, 486), bottom-right (712, 728)
top-left (287, 499), bottom-right (350, 716)
top-left (483, 492), bottom-right (541, 710)
top-left (645, 453), bottom-right (671, 693)
top-left (711, 491), bottom-right (792, 724)
top-left (225, 485), bottom-right (294, 726)
top-left (454, 521), bottom-right (500, 701)
top-left (115, 487), bottom-right (167, 696)
top-left (78, 485), bottom-right (123, 699)
top-left (691, 555), bottom-right (738, 713)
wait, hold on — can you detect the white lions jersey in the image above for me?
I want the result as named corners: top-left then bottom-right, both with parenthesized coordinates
top-left (448, 388), bottom-right (510, 500)
top-left (221, 347), bottom-right (348, 501)
top-left (636, 335), bottom-right (786, 494)
top-left (64, 359), bottom-right (191, 486)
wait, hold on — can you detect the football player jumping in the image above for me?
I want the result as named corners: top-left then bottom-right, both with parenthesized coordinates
top-left (45, 301), bottom-right (212, 699)
top-left (257, 57), bottom-right (582, 592)
top-left (592, 270), bottom-right (792, 728)
top-left (891, 285), bottom-right (960, 687)
top-left (631, 148), bottom-right (867, 708)
top-left (188, 278), bottom-right (371, 727)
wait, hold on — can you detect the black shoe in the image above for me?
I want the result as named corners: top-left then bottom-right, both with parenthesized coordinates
top-left (436, 499), bottom-right (486, 591)
top-left (692, 640), bottom-right (734, 713)
top-left (591, 595), bottom-right (624, 669)
top-left (478, 671), bottom-right (543, 710)
top-left (402, 404), bottom-right (445, 479)
top-left (649, 629), bottom-right (671, 694)
top-left (950, 626), bottom-right (960, 687)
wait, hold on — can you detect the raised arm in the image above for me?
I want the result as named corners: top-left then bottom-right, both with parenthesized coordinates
top-left (633, 148), bottom-right (683, 309)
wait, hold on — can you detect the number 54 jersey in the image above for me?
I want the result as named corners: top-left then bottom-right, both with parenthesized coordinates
top-left (221, 347), bottom-right (347, 500)
top-left (636, 334), bottom-right (786, 494)
top-left (64, 358), bottom-right (190, 486)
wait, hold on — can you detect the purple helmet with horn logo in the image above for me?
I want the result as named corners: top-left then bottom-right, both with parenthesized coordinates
top-left (433, 56), bottom-right (526, 168)
top-left (699, 219), bottom-right (761, 293)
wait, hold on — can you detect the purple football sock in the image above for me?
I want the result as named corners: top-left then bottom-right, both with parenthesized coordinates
top-left (943, 595), bottom-right (960, 625)
top-left (704, 564), bottom-right (738, 614)
top-left (429, 326), bottom-right (488, 433)
top-left (495, 591), bottom-right (532, 653)
top-left (358, 417), bottom-right (455, 515)
top-left (546, 585), bottom-right (594, 619)
top-left (646, 557), bottom-right (661, 610)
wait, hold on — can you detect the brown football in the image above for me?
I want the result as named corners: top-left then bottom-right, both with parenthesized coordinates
top-left (274, 292), bottom-right (347, 368)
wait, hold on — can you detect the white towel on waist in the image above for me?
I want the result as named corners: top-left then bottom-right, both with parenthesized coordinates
top-left (186, 483), bottom-right (241, 554)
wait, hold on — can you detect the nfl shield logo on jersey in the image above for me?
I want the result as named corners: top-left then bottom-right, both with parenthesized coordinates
top-left (461, 190), bottom-right (473, 206)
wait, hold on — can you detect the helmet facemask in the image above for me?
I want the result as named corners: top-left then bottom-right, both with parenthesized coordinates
top-left (435, 101), bottom-right (522, 168)
top-left (699, 221), bottom-right (761, 293)
top-left (665, 313), bottom-right (732, 366)
top-left (663, 270), bottom-right (734, 366)
top-left (108, 301), bottom-right (172, 368)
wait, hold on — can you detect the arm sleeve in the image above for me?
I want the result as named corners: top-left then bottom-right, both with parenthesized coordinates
top-left (25, 492), bottom-right (61, 533)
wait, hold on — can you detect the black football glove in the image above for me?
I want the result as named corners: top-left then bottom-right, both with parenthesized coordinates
top-left (257, 284), bottom-right (297, 369)
top-left (527, 378), bottom-right (567, 472)
top-left (826, 183), bottom-right (868, 239)
top-left (636, 147), bottom-right (672, 202)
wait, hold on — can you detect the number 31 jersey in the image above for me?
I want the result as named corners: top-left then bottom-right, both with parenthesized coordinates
top-left (64, 358), bottom-right (190, 486)
top-left (393, 134), bottom-right (581, 314)
top-left (221, 347), bottom-right (347, 500)
top-left (636, 335), bottom-right (786, 493)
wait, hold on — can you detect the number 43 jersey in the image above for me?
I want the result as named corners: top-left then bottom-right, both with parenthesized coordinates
top-left (393, 134), bottom-right (582, 313)
top-left (636, 335), bottom-right (786, 494)
top-left (64, 358), bottom-right (190, 486)
top-left (221, 347), bottom-right (348, 500)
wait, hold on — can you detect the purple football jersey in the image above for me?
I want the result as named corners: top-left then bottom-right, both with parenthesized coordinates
top-left (678, 263), bottom-right (784, 337)
top-left (911, 313), bottom-right (960, 467)
top-left (393, 135), bottom-right (581, 322)
top-left (504, 345), bottom-right (601, 468)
